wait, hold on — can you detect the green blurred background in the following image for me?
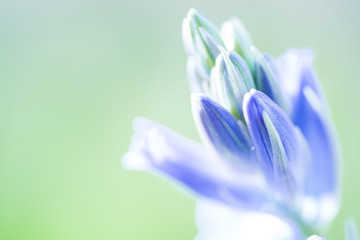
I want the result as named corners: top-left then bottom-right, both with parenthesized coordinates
top-left (0, 0), bottom-right (359, 239)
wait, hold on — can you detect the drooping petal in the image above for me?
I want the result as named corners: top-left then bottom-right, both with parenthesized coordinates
top-left (191, 93), bottom-right (253, 166)
top-left (194, 200), bottom-right (302, 240)
top-left (243, 89), bottom-right (309, 196)
top-left (123, 117), bottom-right (269, 209)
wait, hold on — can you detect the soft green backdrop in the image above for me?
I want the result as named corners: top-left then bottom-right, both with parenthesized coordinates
top-left (0, 0), bottom-right (359, 239)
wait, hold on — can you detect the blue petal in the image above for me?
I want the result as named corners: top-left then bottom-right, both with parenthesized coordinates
top-left (294, 88), bottom-right (340, 228)
top-left (123, 117), bottom-right (269, 209)
top-left (270, 49), bottom-right (321, 102)
top-left (243, 90), bottom-right (308, 195)
top-left (297, 87), bottom-right (339, 196)
top-left (267, 49), bottom-right (340, 226)
top-left (191, 93), bottom-right (253, 164)
top-left (272, 49), bottom-right (339, 197)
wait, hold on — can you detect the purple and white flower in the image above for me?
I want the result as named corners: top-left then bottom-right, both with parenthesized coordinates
top-left (123, 8), bottom-right (342, 239)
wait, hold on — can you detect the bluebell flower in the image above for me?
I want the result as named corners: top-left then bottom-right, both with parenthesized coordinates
top-left (123, 8), bottom-right (341, 239)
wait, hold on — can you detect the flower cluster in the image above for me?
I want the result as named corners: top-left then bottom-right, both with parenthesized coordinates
top-left (123, 8), bottom-right (355, 240)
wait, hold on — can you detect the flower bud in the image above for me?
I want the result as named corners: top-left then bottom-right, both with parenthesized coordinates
top-left (211, 46), bottom-right (255, 120)
top-left (251, 46), bottom-right (287, 111)
top-left (182, 8), bottom-right (225, 74)
top-left (243, 90), bottom-right (308, 196)
top-left (220, 17), bottom-right (255, 72)
top-left (192, 93), bottom-right (253, 164)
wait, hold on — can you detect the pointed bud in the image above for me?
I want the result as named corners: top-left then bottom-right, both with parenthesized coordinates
top-left (211, 46), bottom-right (255, 120)
top-left (251, 46), bottom-right (287, 111)
top-left (182, 8), bottom-right (225, 73)
top-left (243, 90), bottom-right (306, 195)
top-left (192, 93), bottom-right (252, 164)
top-left (220, 17), bottom-right (255, 72)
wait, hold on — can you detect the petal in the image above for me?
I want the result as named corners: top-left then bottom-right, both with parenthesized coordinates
top-left (272, 49), bottom-right (321, 100)
top-left (191, 93), bottom-right (253, 165)
top-left (269, 49), bottom-right (340, 226)
top-left (297, 87), bottom-right (339, 196)
top-left (123, 117), bottom-right (269, 209)
top-left (194, 200), bottom-right (302, 240)
top-left (292, 87), bottom-right (340, 228)
top-left (268, 49), bottom-right (326, 116)
top-left (275, 50), bottom-right (339, 197)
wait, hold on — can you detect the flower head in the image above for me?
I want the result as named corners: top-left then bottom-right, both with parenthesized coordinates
top-left (123, 8), bottom-right (341, 239)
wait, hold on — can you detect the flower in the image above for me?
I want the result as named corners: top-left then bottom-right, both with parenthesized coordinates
top-left (122, 8), bottom-right (340, 239)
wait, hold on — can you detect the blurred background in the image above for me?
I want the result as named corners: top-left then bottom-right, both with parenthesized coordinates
top-left (0, 0), bottom-right (359, 239)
